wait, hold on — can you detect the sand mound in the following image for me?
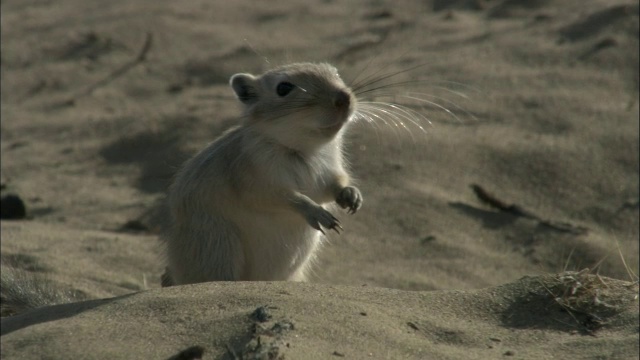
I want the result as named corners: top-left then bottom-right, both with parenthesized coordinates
top-left (2, 274), bottom-right (637, 359)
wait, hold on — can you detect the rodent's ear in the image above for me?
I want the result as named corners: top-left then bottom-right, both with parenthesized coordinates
top-left (230, 74), bottom-right (259, 105)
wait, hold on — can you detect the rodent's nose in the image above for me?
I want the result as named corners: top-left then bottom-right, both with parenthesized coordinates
top-left (333, 90), bottom-right (351, 109)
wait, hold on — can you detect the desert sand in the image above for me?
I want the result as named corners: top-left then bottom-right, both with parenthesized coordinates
top-left (1, 0), bottom-right (638, 359)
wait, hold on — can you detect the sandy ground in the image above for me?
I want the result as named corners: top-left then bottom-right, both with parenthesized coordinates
top-left (1, 0), bottom-right (639, 359)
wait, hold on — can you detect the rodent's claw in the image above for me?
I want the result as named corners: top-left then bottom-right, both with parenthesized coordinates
top-left (308, 206), bottom-right (342, 235)
top-left (311, 221), bottom-right (326, 235)
top-left (327, 214), bottom-right (342, 234)
top-left (337, 186), bottom-right (363, 215)
top-left (332, 221), bottom-right (343, 234)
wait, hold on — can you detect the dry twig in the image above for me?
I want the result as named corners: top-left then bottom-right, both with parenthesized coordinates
top-left (60, 32), bottom-right (153, 106)
top-left (470, 184), bottom-right (588, 235)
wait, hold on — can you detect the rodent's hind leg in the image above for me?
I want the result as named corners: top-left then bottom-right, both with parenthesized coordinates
top-left (336, 186), bottom-right (363, 214)
top-left (287, 232), bottom-right (320, 282)
top-left (288, 268), bottom-right (308, 282)
top-left (167, 217), bottom-right (245, 284)
top-left (160, 267), bottom-right (174, 287)
top-left (288, 192), bottom-right (342, 234)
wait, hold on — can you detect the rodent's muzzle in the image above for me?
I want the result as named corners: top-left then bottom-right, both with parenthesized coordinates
top-left (333, 90), bottom-right (352, 111)
top-left (319, 89), bottom-right (354, 134)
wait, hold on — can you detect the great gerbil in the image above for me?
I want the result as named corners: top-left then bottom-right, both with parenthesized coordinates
top-left (162, 62), bottom-right (363, 285)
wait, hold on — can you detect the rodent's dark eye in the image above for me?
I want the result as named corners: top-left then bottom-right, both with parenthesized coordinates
top-left (276, 82), bottom-right (295, 97)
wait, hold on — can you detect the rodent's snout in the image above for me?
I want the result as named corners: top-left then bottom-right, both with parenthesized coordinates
top-left (333, 90), bottom-right (351, 110)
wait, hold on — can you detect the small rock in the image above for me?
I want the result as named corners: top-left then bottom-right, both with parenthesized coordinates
top-left (251, 306), bottom-right (272, 323)
top-left (1, 194), bottom-right (27, 220)
top-left (167, 345), bottom-right (205, 360)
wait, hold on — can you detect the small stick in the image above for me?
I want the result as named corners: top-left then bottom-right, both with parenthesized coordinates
top-left (61, 32), bottom-right (153, 106)
top-left (470, 184), bottom-right (537, 219)
top-left (470, 184), bottom-right (588, 235)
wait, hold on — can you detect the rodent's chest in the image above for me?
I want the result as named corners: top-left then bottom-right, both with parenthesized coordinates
top-left (253, 150), bottom-right (340, 198)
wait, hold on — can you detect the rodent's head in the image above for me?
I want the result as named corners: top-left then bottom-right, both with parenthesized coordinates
top-left (230, 62), bottom-right (355, 152)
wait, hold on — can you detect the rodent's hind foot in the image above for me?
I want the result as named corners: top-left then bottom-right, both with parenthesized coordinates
top-left (336, 186), bottom-right (363, 214)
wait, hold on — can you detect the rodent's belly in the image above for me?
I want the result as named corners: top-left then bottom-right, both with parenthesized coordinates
top-left (230, 209), bottom-right (321, 280)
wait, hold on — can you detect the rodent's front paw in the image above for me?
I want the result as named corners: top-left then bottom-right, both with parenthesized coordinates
top-left (336, 186), bottom-right (363, 214)
top-left (306, 206), bottom-right (342, 235)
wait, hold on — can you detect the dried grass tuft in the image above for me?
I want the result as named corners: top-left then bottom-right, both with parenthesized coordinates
top-left (540, 268), bottom-right (639, 334)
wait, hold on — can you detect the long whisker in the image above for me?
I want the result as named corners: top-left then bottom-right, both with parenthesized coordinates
top-left (345, 56), bottom-right (387, 91)
top-left (403, 92), bottom-right (478, 122)
top-left (399, 95), bottom-right (464, 123)
top-left (367, 105), bottom-right (417, 143)
top-left (354, 80), bottom-right (429, 98)
top-left (359, 102), bottom-right (430, 136)
top-left (350, 110), bottom-right (384, 143)
top-left (355, 106), bottom-right (403, 143)
top-left (361, 102), bottom-right (429, 131)
top-left (350, 63), bottom-right (431, 93)
top-left (428, 80), bottom-right (483, 94)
